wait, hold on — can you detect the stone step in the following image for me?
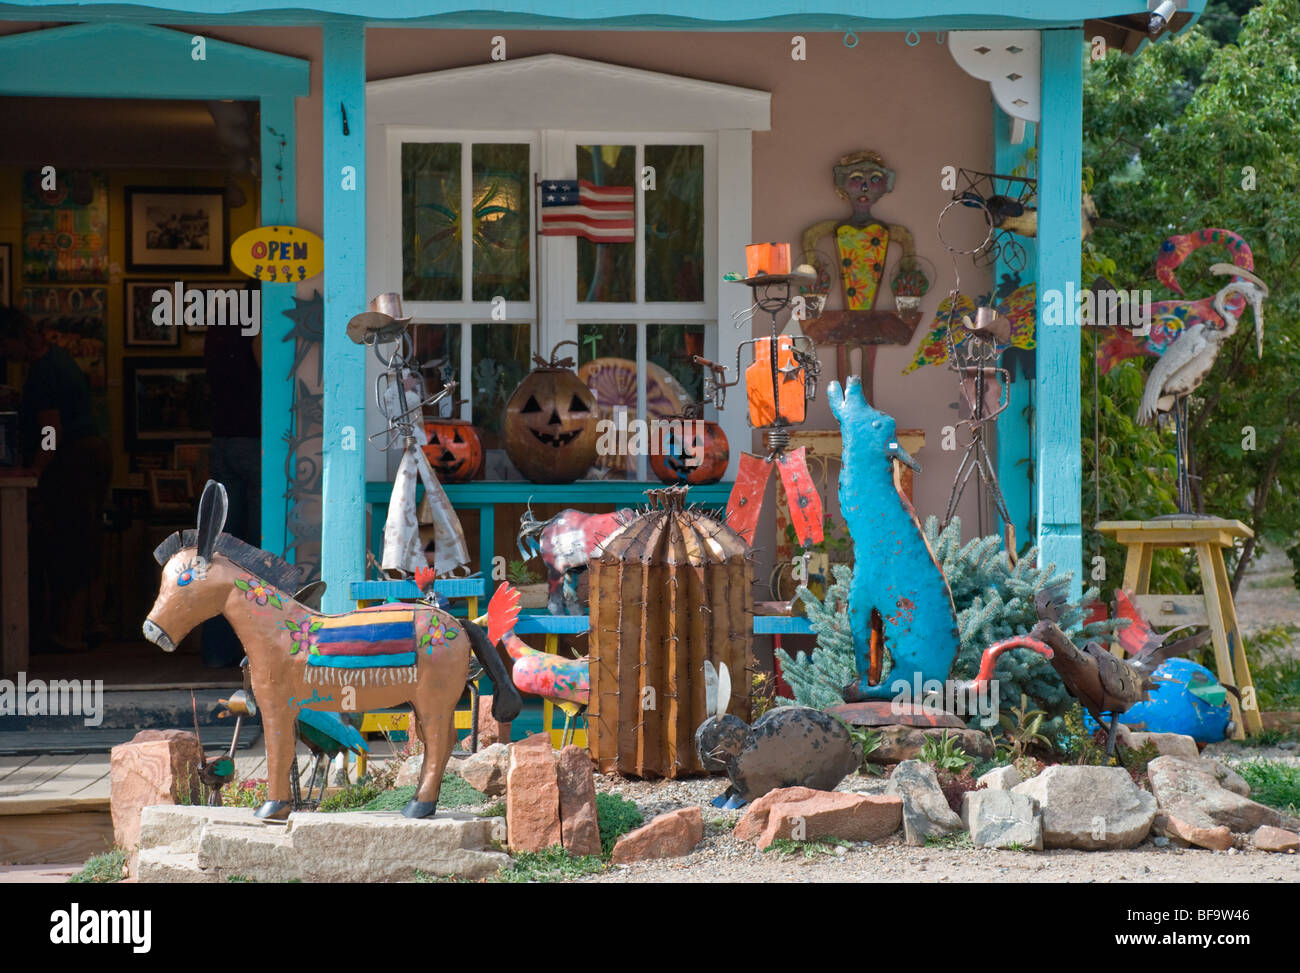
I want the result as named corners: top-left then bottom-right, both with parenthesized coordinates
top-left (138, 804), bottom-right (509, 882)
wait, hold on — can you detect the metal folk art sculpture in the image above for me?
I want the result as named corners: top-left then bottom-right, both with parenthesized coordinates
top-left (517, 505), bottom-right (634, 615)
top-left (829, 376), bottom-right (961, 701)
top-left (143, 481), bottom-right (521, 821)
top-left (698, 258), bottom-right (824, 547)
top-left (1093, 229), bottom-right (1268, 514)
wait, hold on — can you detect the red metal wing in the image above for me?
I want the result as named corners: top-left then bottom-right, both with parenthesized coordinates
top-left (725, 452), bottom-right (773, 545)
top-left (776, 447), bottom-right (823, 547)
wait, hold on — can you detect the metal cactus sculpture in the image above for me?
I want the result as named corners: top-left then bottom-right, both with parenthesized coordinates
top-left (828, 375), bottom-right (961, 700)
top-left (588, 487), bottom-right (752, 778)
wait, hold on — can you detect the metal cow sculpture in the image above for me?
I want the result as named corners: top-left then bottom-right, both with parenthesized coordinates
top-left (517, 505), bottom-right (632, 614)
top-left (828, 375), bottom-right (961, 700)
top-left (143, 481), bottom-right (521, 821)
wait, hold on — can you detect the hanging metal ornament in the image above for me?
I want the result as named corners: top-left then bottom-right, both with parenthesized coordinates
top-left (934, 199), bottom-right (1017, 562)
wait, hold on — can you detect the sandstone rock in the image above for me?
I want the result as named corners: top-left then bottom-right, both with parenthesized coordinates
top-left (757, 792), bottom-right (902, 850)
top-left (557, 745), bottom-right (600, 857)
top-left (611, 806), bottom-right (703, 863)
top-left (505, 734), bottom-right (560, 852)
top-left (1115, 725), bottom-right (1200, 761)
top-left (733, 786), bottom-right (822, 842)
top-left (977, 765), bottom-right (1023, 791)
top-left (1147, 756), bottom-right (1286, 833)
top-left (1252, 825), bottom-right (1299, 853)
top-left (962, 789), bottom-right (1042, 850)
top-left (886, 760), bottom-right (964, 846)
top-left (395, 753), bottom-right (424, 789)
top-left (1153, 812), bottom-right (1233, 851)
top-left (1013, 765), bottom-right (1155, 850)
top-left (110, 729), bottom-right (204, 871)
top-left (868, 726), bottom-right (994, 764)
top-left (458, 743), bottom-right (511, 798)
top-left (475, 694), bottom-right (513, 748)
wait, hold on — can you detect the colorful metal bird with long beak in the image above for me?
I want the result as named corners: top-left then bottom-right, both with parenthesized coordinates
top-left (1137, 265), bottom-right (1267, 514)
top-left (1094, 228), bottom-right (1258, 373)
top-left (965, 585), bottom-right (1211, 755)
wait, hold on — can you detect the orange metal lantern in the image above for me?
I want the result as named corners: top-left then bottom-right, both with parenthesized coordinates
top-left (422, 419), bottom-right (483, 483)
top-left (649, 416), bottom-right (730, 485)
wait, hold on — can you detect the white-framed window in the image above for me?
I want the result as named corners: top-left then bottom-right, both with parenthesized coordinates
top-left (365, 55), bottom-right (770, 483)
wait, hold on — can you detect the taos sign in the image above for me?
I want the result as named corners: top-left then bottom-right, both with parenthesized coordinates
top-left (230, 224), bottom-right (324, 282)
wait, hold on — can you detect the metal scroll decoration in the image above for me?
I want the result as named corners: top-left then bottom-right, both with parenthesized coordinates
top-left (280, 290), bottom-right (324, 581)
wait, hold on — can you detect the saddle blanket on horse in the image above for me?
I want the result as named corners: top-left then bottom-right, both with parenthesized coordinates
top-left (307, 607), bottom-right (417, 669)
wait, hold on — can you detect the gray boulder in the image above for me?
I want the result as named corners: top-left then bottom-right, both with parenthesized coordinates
top-left (962, 789), bottom-right (1043, 850)
top-left (886, 760), bottom-right (964, 846)
top-left (1147, 756), bottom-right (1289, 833)
top-left (1013, 765), bottom-right (1155, 850)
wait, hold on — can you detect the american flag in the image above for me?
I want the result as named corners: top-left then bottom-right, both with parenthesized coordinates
top-left (539, 179), bottom-right (635, 243)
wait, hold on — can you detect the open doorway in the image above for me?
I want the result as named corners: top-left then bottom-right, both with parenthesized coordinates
top-left (0, 95), bottom-right (261, 687)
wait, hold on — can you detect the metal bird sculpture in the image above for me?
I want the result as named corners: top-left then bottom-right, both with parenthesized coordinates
top-left (293, 709), bottom-right (368, 807)
top-left (967, 585), bottom-right (1212, 755)
top-left (1094, 228), bottom-right (1258, 374)
top-left (1137, 267), bottom-right (1267, 514)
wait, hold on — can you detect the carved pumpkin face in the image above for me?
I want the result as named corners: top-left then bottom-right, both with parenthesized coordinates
top-left (650, 419), bottom-right (730, 485)
top-left (504, 366), bottom-right (599, 483)
top-left (422, 420), bottom-right (483, 483)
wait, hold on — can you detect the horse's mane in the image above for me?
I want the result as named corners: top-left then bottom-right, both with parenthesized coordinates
top-left (153, 530), bottom-right (308, 595)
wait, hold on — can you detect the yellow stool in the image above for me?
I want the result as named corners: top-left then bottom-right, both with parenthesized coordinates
top-left (1096, 518), bottom-right (1263, 738)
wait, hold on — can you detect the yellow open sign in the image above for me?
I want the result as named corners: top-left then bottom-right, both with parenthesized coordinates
top-left (230, 225), bottom-right (324, 282)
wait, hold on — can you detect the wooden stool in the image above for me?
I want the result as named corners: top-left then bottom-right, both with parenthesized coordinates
top-left (1096, 518), bottom-right (1262, 739)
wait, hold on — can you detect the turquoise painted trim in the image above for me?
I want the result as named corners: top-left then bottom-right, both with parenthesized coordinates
top-left (363, 480), bottom-right (734, 505)
top-left (0, 23), bottom-right (307, 556)
top-left (0, 22), bottom-right (308, 98)
top-left (350, 578), bottom-right (488, 601)
top-left (1035, 29), bottom-right (1084, 599)
top-left (993, 107), bottom-right (1037, 549)
top-left (260, 98), bottom-right (298, 560)
top-left (305, 652), bottom-right (417, 668)
top-left (754, 616), bottom-right (813, 635)
top-left (0, 1), bottom-right (1207, 30)
top-left (320, 23), bottom-right (369, 614)
top-left (514, 615), bottom-right (591, 635)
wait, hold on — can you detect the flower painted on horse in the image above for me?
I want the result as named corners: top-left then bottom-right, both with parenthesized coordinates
top-left (283, 616), bottom-right (323, 655)
top-left (419, 619), bottom-right (460, 655)
top-left (234, 575), bottom-right (282, 609)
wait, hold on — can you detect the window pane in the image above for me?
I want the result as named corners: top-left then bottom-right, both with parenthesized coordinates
top-left (402, 143), bottom-right (462, 301)
top-left (576, 323), bottom-right (637, 479)
top-left (471, 144), bottom-right (531, 302)
top-left (647, 323), bottom-right (705, 410)
top-left (644, 145), bottom-right (704, 302)
top-left (576, 144), bottom-right (635, 303)
top-left (412, 323), bottom-right (461, 416)
top-left (471, 322), bottom-right (530, 446)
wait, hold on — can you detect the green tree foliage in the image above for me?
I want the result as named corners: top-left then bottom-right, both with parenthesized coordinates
top-left (776, 518), bottom-right (1114, 737)
top-left (1083, 0), bottom-right (1300, 593)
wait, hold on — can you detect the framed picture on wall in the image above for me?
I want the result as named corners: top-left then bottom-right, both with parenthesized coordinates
top-left (125, 186), bottom-right (229, 272)
top-left (124, 280), bottom-right (180, 347)
top-left (149, 469), bottom-right (194, 512)
top-left (0, 243), bottom-right (10, 306)
top-left (123, 356), bottom-right (212, 452)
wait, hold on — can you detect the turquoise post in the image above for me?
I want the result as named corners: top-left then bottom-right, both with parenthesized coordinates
top-left (259, 96), bottom-right (297, 555)
top-left (1035, 28), bottom-right (1084, 598)
top-left (993, 106), bottom-right (1037, 553)
top-left (320, 23), bottom-right (368, 611)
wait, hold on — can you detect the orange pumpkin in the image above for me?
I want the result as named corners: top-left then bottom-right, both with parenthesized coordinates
top-left (504, 342), bottom-right (600, 483)
top-left (650, 418), bottom-right (729, 485)
top-left (746, 334), bottom-right (807, 427)
top-left (422, 420), bottom-right (483, 483)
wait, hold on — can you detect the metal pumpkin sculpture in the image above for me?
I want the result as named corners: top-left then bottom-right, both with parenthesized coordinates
top-left (422, 419), bottom-right (483, 483)
top-left (504, 341), bottom-right (599, 483)
top-left (649, 407), bottom-right (730, 485)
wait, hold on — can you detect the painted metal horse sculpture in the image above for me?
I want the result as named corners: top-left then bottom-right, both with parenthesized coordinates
top-left (144, 481), bottom-right (521, 821)
top-left (828, 375), bottom-right (961, 700)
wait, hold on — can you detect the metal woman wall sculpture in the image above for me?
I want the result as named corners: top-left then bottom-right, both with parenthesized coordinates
top-left (799, 149), bottom-right (931, 401)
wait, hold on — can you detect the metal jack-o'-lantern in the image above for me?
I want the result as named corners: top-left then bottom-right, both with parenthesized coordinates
top-left (422, 419), bottom-right (483, 483)
top-left (649, 404), bottom-right (730, 486)
top-left (504, 341), bottom-right (600, 483)
top-left (698, 250), bottom-right (824, 547)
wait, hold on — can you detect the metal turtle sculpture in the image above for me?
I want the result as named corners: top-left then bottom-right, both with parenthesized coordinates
top-left (695, 661), bottom-right (861, 809)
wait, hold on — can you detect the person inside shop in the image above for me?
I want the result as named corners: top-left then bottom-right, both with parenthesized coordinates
top-left (0, 306), bottom-right (112, 653)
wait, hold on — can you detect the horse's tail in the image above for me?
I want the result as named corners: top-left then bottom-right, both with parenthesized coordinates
top-left (467, 620), bottom-right (523, 722)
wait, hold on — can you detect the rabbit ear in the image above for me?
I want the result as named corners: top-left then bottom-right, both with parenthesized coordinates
top-left (702, 661), bottom-right (718, 719)
top-left (717, 662), bottom-right (731, 719)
